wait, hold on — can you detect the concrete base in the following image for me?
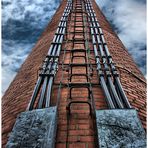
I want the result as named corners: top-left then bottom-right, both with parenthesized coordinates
top-left (96, 109), bottom-right (146, 148)
top-left (6, 107), bottom-right (57, 148)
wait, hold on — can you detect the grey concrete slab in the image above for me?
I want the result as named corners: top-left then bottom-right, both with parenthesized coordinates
top-left (6, 107), bottom-right (57, 148)
top-left (96, 109), bottom-right (146, 148)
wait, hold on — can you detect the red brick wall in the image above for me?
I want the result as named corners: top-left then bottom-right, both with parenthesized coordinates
top-left (2, 0), bottom-right (146, 147)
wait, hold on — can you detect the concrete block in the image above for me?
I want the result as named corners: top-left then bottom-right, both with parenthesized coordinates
top-left (6, 107), bottom-right (57, 148)
top-left (96, 109), bottom-right (146, 148)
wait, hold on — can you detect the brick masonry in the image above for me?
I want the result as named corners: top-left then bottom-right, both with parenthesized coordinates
top-left (2, 0), bottom-right (146, 147)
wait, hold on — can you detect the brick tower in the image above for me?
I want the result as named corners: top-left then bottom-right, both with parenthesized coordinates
top-left (2, 0), bottom-right (146, 147)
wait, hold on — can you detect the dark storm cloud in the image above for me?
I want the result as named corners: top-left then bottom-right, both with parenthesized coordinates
top-left (96, 0), bottom-right (146, 75)
top-left (2, 19), bottom-right (41, 41)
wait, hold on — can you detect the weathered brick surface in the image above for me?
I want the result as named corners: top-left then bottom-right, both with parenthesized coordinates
top-left (2, 0), bottom-right (146, 148)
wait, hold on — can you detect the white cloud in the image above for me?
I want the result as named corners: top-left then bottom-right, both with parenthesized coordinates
top-left (2, 40), bottom-right (33, 94)
top-left (96, 0), bottom-right (146, 74)
top-left (2, 0), bottom-right (60, 27)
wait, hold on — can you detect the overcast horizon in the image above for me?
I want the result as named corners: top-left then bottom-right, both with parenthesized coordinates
top-left (2, 0), bottom-right (146, 94)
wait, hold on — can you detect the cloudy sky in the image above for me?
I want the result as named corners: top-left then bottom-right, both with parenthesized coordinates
top-left (96, 0), bottom-right (146, 74)
top-left (2, 0), bottom-right (146, 94)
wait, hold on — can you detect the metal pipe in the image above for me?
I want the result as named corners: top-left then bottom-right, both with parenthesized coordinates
top-left (86, 3), bottom-right (130, 109)
top-left (47, 44), bottom-right (54, 55)
top-left (45, 77), bottom-right (54, 107)
top-left (27, 77), bottom-right (43, 110)
top-left (114, 81), bottom-right (124, 106)
top-left (27, 57), bottom-right (49, 110)
top-left (114, 77), bottom-right (131, 108)
top-left (107, 84), bottom-right (118, 108)
top-left (37, 77), bottom-right (48, 109)
top-left (56, 44), bottom-right (62, 57)
top-left (37, 59), bottom-right (54, 108)
top-left (89, 10), bottom-right (116, 108)
top-left (96, 59), bottom-right (101, 70)
top-left (100, 76), bottom-right (115, 109)
top-left (94, 45), bottom-right (99, 58)
top-left (98, 44), bottom-right (105, 59)
top-left (107, 77), bottom-right (124, 108)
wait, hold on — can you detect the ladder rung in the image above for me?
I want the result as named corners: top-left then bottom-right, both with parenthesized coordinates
top-left (66, 100), bottom-right (92, 115)
top-left (72, 55), bottom-right (86, 58)
top-left (69, 63), bottom-right (89, 67)
top-left (69, 73), bottom-right (89, 77)
top-left (68, 82), bottom-right (97, 87)
top-left (71, 49), bottom-right (86, 52)
top-left (53, 82), bottom-right (99, 87)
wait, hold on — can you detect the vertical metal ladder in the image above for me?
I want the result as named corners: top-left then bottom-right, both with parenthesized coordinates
top-left (65, 1), bottom-right (96, 146)
top-left (66, 0), bottom-right (94, 116)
